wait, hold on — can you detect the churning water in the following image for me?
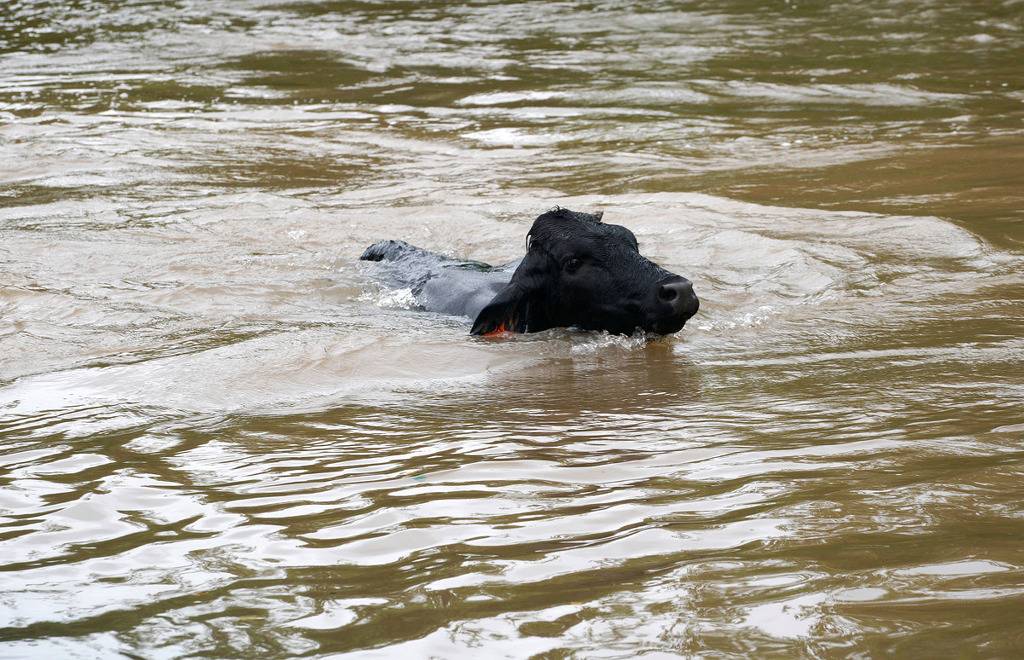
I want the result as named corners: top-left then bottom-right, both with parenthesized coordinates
top-left (1, 1), bottom-right (1023, 656)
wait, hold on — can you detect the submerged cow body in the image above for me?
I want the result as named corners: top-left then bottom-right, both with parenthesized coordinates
top-left (360, 208), bottom-right (699, 336)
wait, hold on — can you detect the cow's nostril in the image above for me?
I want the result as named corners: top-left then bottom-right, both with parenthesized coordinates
top-left (658, 286), bottom-right (678, 302)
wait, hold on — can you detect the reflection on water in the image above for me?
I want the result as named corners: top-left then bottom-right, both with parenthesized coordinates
top-left (2, 0), bottom-right (1023, 656)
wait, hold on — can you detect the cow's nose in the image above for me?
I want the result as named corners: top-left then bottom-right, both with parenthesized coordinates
top-left (657, 278), bottom-right (699, 319)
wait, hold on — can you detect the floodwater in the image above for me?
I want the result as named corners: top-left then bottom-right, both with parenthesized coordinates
top-left (1, 0), bottom-right (1023, 656)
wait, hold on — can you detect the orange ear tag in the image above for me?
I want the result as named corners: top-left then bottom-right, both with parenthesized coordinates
top-left (483, 321), bottom-right (511, 337)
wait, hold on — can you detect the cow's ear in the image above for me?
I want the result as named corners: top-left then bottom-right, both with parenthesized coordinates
top-left (470, 283), bottom-right (533, 335)
top-left (470, 249), bottom-right (548, 336)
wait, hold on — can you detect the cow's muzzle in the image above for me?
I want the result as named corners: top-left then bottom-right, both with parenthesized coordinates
top-left (648, 276), bottom-right (699, 334)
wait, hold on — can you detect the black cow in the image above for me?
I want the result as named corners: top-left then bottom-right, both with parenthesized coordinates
top-left (360, 208), bottom-right (699, 336)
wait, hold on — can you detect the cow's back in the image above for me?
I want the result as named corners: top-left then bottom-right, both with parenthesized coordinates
top-left (361, 240), bottom-right (518, 320)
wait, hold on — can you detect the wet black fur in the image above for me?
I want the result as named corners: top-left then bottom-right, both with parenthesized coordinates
top-left (360, 208), bottom-right (698, 335)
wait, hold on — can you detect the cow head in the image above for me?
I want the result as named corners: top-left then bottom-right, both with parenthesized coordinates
top-left (471, 208), bottom-right (699, 336)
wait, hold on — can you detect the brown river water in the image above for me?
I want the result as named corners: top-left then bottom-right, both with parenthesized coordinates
top-left (2, 1), bottom-right (1023, 657)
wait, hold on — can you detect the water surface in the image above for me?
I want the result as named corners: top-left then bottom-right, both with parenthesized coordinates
top-left (2, 0), bottom-right (1023, 656)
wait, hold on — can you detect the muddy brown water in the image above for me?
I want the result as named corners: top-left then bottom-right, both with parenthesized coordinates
top-left (2, 1), bottom-right (1023, 657)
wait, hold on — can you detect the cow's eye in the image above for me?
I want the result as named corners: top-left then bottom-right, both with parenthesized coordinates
top-left (564, 257), bottom-right (582, 273)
